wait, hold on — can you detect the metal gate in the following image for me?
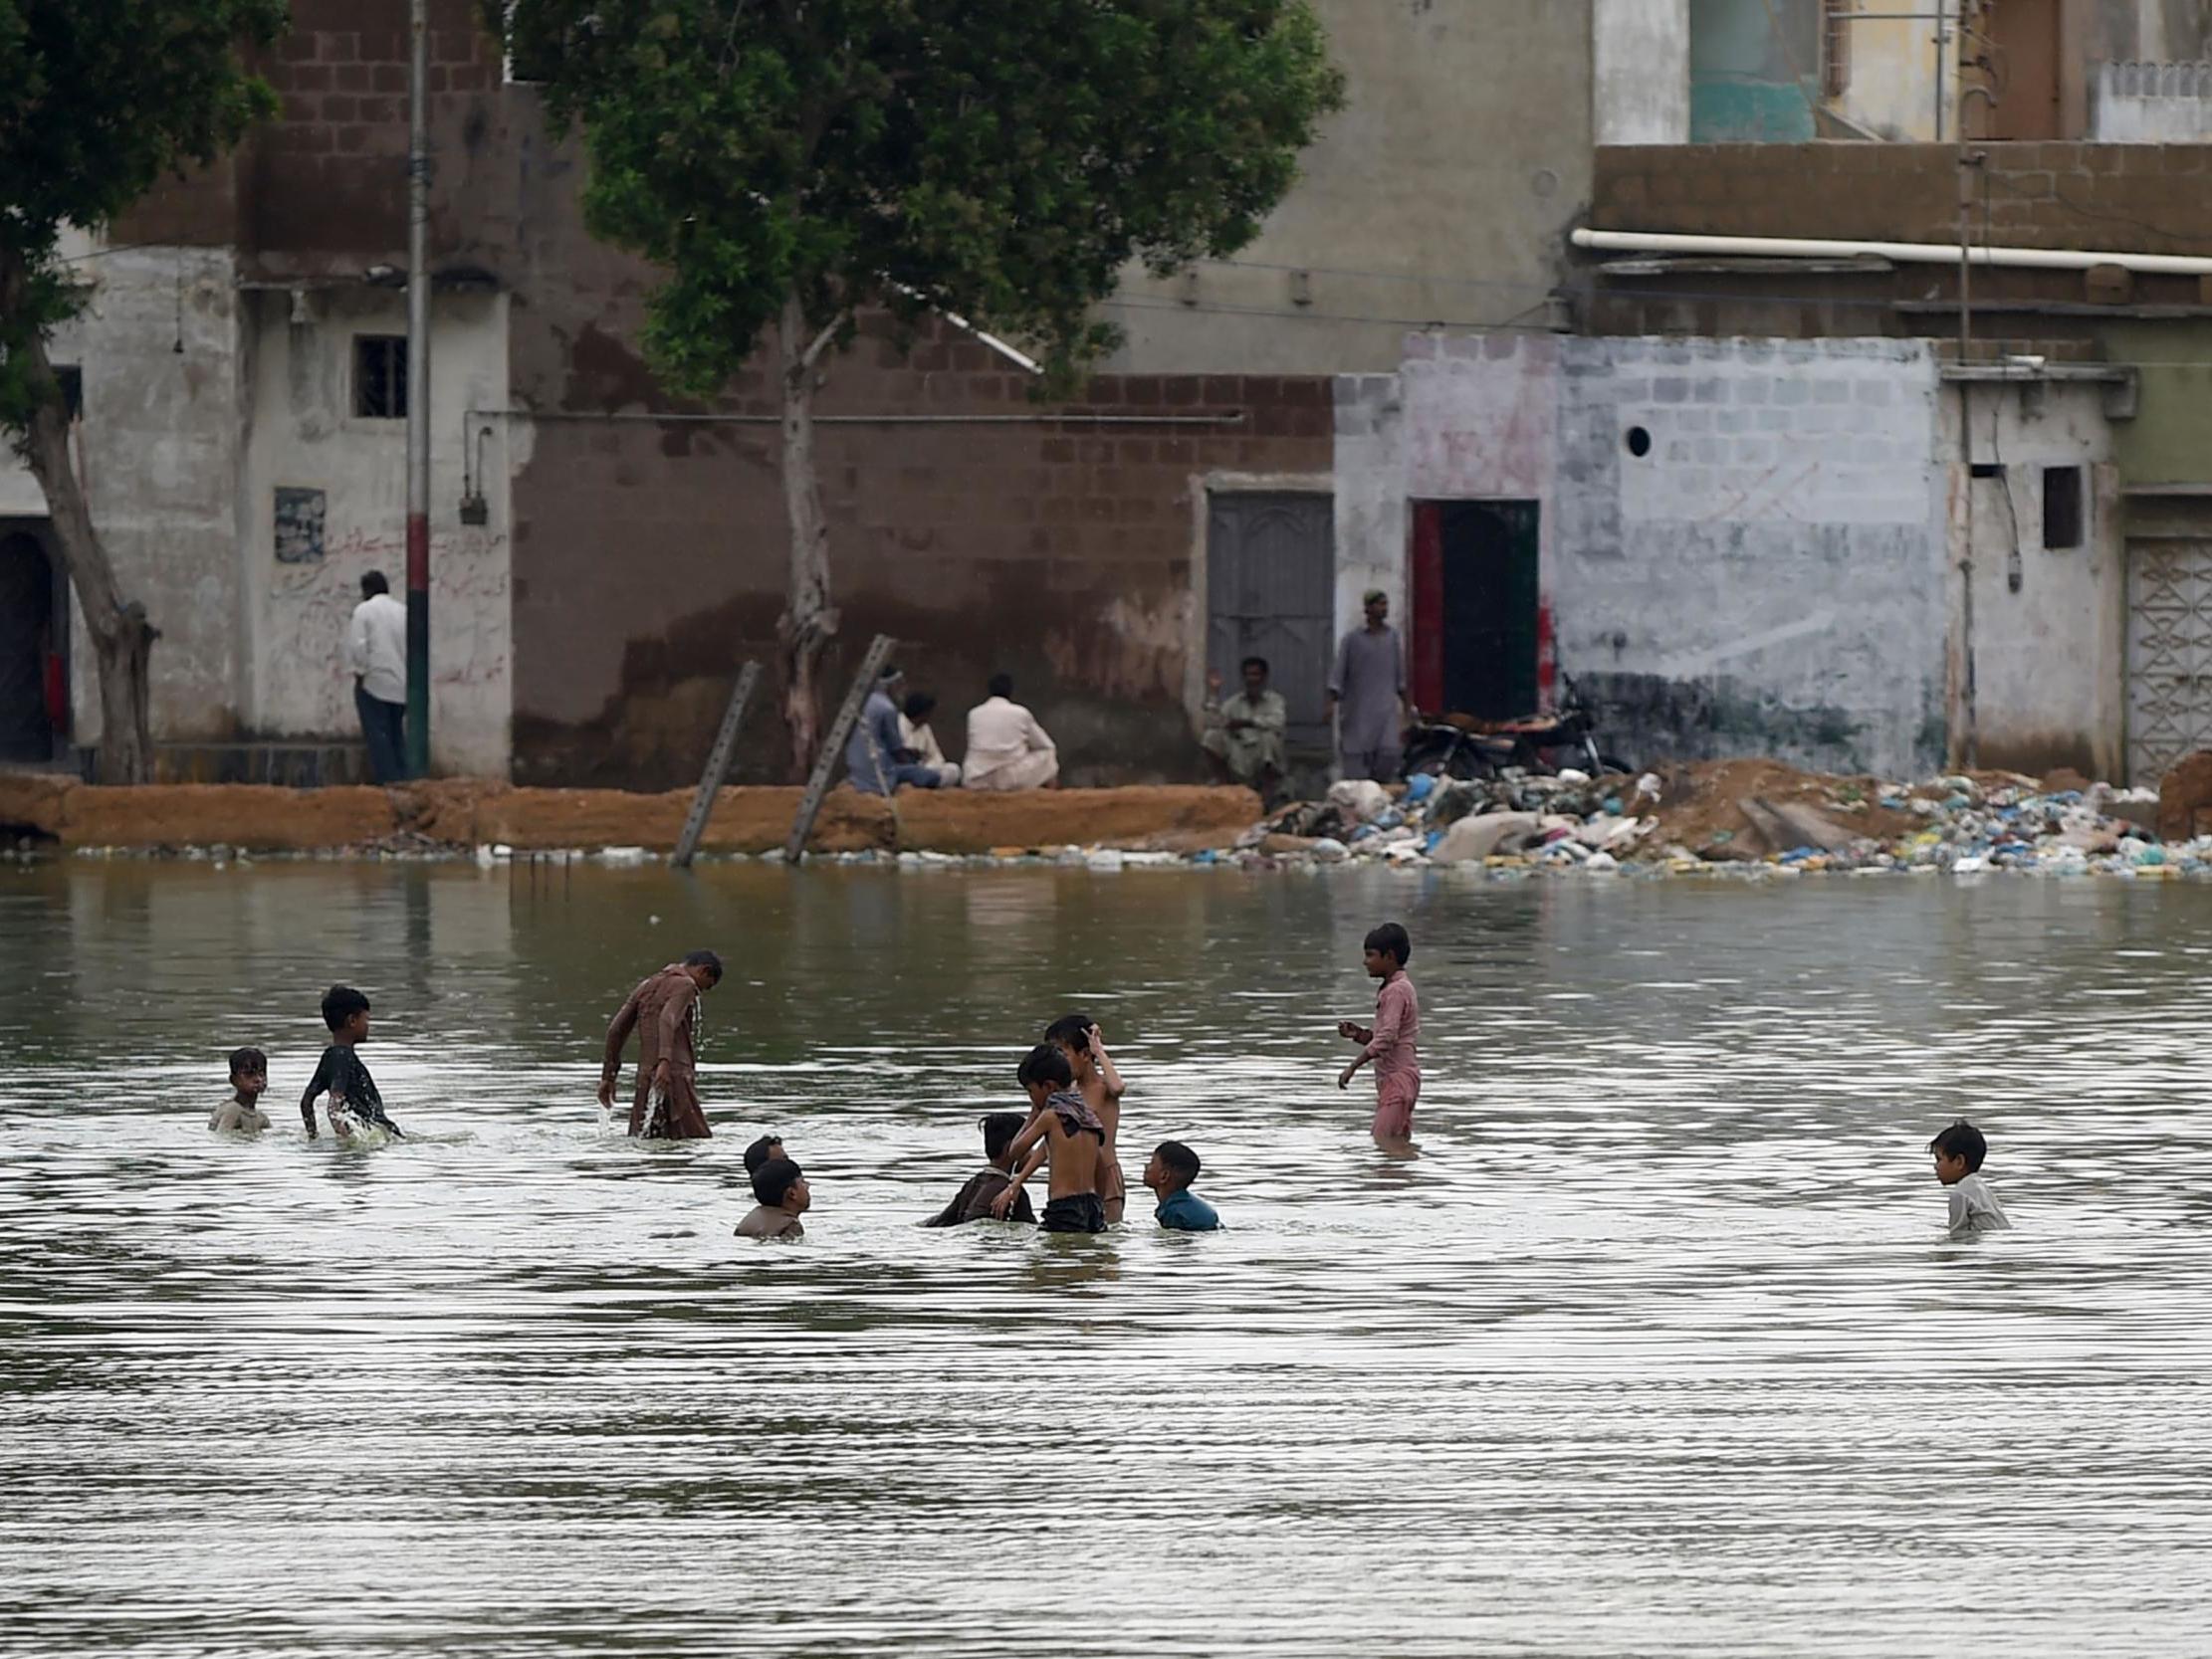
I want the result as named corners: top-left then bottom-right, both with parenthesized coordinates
top-left (1207, 492), bottom-right (1334, 755)
top-left (2125, 538), bottom-right (2212, 785)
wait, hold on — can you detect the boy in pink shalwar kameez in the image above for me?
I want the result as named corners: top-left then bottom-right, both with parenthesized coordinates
top-left (1337, 923), bottom-right (1420, 1146)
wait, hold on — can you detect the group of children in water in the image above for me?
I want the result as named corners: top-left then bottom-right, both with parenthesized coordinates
top-left (203, 916), bottom-right (2010, 1241)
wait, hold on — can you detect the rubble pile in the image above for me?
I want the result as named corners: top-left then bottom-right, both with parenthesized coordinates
top-left (1213, 759), bottom-right (2190, 878)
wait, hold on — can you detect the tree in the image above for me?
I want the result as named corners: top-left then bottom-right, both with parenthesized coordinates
top-left (500, 0), bottom-right (1343, 772)
top-left (0, 1), bottom-right (284, 783)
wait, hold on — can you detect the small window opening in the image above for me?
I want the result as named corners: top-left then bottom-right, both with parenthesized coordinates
top-left (1625, 425), bottom-right (1653, 458)
top-left (2043, 466), bottom-right (2084, 549)
top-left (53, 366), bottom-right (83, 422)
top-left (353, 335), bottom-right (407, 420)
top-left (1969, 461), bottom-right (2005, 479)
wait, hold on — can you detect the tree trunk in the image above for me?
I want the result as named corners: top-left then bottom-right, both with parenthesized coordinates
top-left (15, 330), bottom-right (155, 783)
top-left (775, 294), bottom-right (839, 777)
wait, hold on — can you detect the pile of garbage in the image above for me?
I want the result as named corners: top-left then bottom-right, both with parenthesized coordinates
top-left (1221, 759), bottom-right (2198, 877)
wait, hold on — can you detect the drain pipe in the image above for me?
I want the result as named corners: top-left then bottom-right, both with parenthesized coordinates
top-left (1572, 226), bottom-right (2212, 277)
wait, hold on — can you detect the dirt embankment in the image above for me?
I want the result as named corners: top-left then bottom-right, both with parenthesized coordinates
top-left (0, 774), bottom-right (1260, 857)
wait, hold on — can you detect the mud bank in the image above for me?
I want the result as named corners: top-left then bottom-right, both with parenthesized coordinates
top-left (0, 775), bottom-right (1261, 858)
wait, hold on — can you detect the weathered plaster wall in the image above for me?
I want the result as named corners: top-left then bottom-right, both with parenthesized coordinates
top-left (1103, 0), bottom-right (1593, 375)
top-left (1338, 333), bottom-right (1951, 777)
top-left (0, 247), bottom-right (248, 748)
top-left (237, 289), bottom-right (514, 775)
top-left (1595, 0), bottom-right (1693, 144)
top-left (1942, 382), bottom-right (2124, 779)
top-left (1689, 0), bottom-right (1817, 141)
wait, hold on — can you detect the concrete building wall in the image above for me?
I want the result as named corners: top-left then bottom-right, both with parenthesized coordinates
top-left (1596, 0), bottom-right (1693, 143)
top-left (1338, 333), bottom-right (1952, 777)
top-left (1942, 381), bottom-right (2124, 779)
top-left (0, 247), bottom-right (249, 749)
top-left (1103, 0), bottom-right (1593, 376)
top-left (236, 289), bottom-right (515, 775)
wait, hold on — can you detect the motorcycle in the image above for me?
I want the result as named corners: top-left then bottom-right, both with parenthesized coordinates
top-left (1401, 675), bottom-right (1633, 782)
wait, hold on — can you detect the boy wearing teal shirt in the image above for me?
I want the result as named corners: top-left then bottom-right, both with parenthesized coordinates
top-left (1144, 1141), bottom-right (1219, 1231)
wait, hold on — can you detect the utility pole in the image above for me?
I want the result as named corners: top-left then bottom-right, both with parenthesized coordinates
top-left (404, 0), bottom-right (432, 776)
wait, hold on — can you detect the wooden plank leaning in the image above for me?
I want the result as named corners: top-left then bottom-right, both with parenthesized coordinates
top-left (782, 633), bottom-right (897, 864)
top-left (669, 661), bottom-right (762, 869)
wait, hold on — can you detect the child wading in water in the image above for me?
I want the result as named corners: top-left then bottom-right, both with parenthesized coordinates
top-left (1929, 1119), bottom-right (2011, 1238)
top-left (1337, 923), bottom-right (1420, 1152)
top-left (1046, 1013), bottom-right (1127, 1223)
top-left (993, 1045), bottom-right (1107, 1232)
top-left (301, 985), bottom-right (404, 1141)
top-left (209, 1046), bottom-right (271, 1134)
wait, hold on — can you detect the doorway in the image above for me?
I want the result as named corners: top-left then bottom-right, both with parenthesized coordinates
top-left (0, 529), bottom-right (61, 762)
top-left (1411, 500), bottom-right (1541, 720)
top-left (1206, 491), bottom-right (1335, 756)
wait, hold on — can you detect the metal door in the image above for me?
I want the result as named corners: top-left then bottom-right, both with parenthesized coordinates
top-left (2125, 538), bottom-right (2212, 785)
top-left (1207, 493), bottom-right (1334, 753)
top-left (1439, 501), bottom-right (1540, 721)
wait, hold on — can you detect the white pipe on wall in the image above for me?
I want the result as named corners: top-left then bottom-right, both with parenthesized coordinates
top-left (1573, 225), bottom-right (2212, 277)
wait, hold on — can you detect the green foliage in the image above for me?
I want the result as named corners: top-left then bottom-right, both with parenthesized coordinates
top-left (501, 0), bottom-right (1344, 396)
top-left (0, 0), bottom-right (286, 431)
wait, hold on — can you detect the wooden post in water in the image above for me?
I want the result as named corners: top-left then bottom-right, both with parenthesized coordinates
top-left (671, 661), bottom-right (762, 869)
top-left (783, 634), bottom-right (895, 864)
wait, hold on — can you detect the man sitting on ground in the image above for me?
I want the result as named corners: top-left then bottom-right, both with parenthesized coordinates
top-left (900, 692), bottom-right (962, 786)
top-left (847, 666), bottom-right (943, 796)
top-left (965, 673), bottom-right (1058, 791)
top-left (1201, 656), bottom-right (1288, 804)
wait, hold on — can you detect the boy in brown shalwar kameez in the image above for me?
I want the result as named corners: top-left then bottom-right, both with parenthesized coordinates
top-left (597, 950), bottom-right (723, 1140)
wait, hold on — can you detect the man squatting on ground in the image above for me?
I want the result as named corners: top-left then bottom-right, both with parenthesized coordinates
top-left (599, 950), bottom-right (724, 1140)
top-left (991, 1045), bottom-right (1107, 1232)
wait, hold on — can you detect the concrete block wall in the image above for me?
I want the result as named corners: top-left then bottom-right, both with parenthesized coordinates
top-left (1339, 331), bottom-right (1952, 779)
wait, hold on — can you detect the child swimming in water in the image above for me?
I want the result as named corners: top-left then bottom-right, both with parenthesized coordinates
top-left (301, 985), bottom-right (404, 1141)
top-left (1144, 1141), bottom-right (1219, 1232)
top-left (1929, 1119), bottom-right (2011, 1238)
top-left (993, 1044), bottom-right (1107, 1233)
top-left (924, 1112), bottom-right (1035, 1227)
top-left (1337, 922), bottom-right (1420, 1150)
top-left (208, 1046), bottom-right (272, 1134)
top-left (737, 1156), bottom-right (809, 1239)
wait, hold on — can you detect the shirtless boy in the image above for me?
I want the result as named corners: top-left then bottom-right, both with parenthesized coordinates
top-left (992, 1045), bottom-right (1107, 1232)
top-left (209, 1046), bottom-right (272, 1134)
top-left (301, 986), bottom-right (404, 1141)
top-left (1045, 1013), bottom-right (1127, 1223)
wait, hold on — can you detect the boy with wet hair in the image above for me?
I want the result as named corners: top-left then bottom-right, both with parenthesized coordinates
top-left (992, 1044), bottom-right (1106, 1232)
top-left (1929, 1119), bottom-right (2011, 1238)
top-left (745, 1134), bottom-right (784, 1178)
top-left (1144, 1141), bottom-right (1219, 1232)
top-left (302, 986), bottom-right (403, 1141)
top-left (924, 1112), bottom-right (1036, 1227)
top-left (1045, 1012), bottom-right (1128, 1222)
top-left (1337, 922), bottom-right (1420, 1149)
top-left (209, 1047), bottom-right (272, 1134)
top-left (737, 1156), bottom-right (809, 1239)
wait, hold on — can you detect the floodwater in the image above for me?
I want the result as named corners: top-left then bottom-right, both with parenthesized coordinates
top-left (3, 858), bottom-right (2211, 1656)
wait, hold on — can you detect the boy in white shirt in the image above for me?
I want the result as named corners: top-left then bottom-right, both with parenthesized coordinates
top-left (1928, 1119), bottom-right (2011, 1238)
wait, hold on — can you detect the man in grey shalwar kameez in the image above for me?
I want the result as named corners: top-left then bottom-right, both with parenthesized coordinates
top-left (1328, 589), bottom-right (1408, 781)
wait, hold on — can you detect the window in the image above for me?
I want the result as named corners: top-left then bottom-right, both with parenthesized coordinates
top-left (2044, 466), bottom-right (2084, 550)
top-left (1823, 0), bottom-right (1853, 100)
top-left (353, 335), bottom-right (407, 420)
top-left (53, 366), bottom-right (83, 422)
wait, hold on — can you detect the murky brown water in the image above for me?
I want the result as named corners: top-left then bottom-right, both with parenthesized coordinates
top-left (4, 859), bottom-right (2211, 1655)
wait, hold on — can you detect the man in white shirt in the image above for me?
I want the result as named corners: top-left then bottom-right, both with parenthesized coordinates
top-left (348, 570), bottom-right (409, 782)
top-left (965, 673), bottom-right (1058, 790)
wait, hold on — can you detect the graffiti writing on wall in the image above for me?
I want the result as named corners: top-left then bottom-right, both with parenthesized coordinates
top-left (267, 525), bottom-right (511, 741)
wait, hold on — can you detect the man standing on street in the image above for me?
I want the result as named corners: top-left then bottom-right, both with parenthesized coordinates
top-left (1328, 587), bottom-right (1408, 782)
top-left (348, 570), bottom-right (408, 783)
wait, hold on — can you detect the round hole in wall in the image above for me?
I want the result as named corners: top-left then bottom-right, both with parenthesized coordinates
top-left (1626, 425), bottom-right (1653, 458)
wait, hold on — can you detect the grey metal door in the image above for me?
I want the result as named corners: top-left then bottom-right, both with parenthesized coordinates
top-left (2126, 538), bottom-right (2212, 785)
top-left (1207, 493), bottom-right (1333, 753)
